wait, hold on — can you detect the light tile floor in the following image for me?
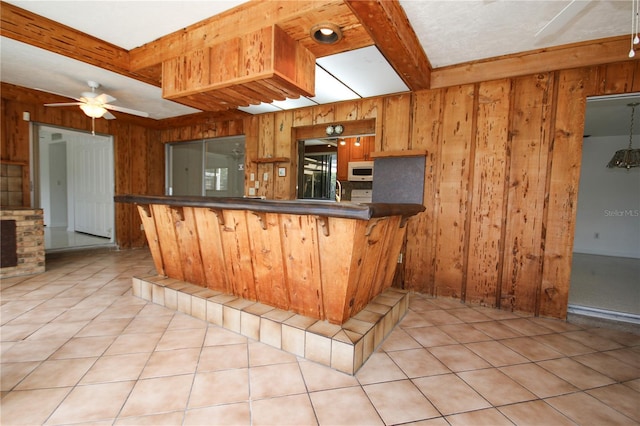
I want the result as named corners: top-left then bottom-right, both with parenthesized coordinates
top-left (1, 248), bottom-right (639, 425)
top-left (569, 252), bottom-right (640, 318)
top-left (44, 227), bottom-right (113, 252)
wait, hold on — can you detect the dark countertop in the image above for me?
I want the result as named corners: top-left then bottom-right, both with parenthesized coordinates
top-left (115, 195), bottom-right (425, 221)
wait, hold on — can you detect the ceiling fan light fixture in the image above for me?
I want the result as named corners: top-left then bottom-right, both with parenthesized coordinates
top-left (80, 103), bottom-right (107, 118)
top-left (310, 23), bottom-right (342, 44)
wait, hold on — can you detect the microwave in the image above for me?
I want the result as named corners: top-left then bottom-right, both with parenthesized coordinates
top-left (348, 161), bottom-right (374, 181)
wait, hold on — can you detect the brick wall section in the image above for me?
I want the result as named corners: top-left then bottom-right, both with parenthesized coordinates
top-left (0, 208), bottom-right (45, 278)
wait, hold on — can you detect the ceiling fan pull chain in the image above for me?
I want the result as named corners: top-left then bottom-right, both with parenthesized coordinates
top-left (631, 0), bottom-right (638, 57)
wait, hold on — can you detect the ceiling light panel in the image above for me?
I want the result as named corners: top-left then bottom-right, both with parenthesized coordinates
top-left (309, 66), bottom-right (360, 104)
top-left (237, 102), bottom-right (283, 115)
top-left (271, 97), bottom-right (318, 110)
top-left (317, 46), bottom-right (409, 98)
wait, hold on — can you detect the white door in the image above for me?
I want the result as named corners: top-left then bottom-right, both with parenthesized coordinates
top-left (69, 133), bottom-right (114, 238)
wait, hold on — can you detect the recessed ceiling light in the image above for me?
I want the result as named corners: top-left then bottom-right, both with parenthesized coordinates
top-left (310, 23), bottom-right (342, 44)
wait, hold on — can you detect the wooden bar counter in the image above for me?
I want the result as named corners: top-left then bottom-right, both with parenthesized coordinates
top-left (115, 195), bottom-right (425, 324)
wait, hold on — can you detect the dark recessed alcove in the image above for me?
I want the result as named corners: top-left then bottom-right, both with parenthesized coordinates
top-left (1, 220), bottom-right (18, 268)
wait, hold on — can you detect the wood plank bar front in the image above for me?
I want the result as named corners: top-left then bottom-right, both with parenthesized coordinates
top-left (116, 195), bottom-right (424, 324)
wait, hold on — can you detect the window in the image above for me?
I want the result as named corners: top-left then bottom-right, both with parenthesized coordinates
top-left (205, 167), bottom-right (228, 191)
top-left (167, 136), bottom-right (245, 197)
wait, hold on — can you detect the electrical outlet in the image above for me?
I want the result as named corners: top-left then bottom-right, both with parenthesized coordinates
top-left (278, 167), bottom-right (286, 177)
top-left (248, 188), bottom-right (256, 196)
top-left (250, 173), bottom-right (255, 181)
top-left (255, 180), bottom-right (260, 188)
top-left (263, 172), bottom-right (269, 181)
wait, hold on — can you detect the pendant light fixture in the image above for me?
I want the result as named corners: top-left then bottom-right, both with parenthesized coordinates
top-left (607, 102), bottom-right (640, 169)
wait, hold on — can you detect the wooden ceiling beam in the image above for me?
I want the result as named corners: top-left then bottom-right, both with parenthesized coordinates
top-left (431, 35), bottom-right (637, 89)
top-left (345, 0), bottom-right (431, 91)
top-left (0, 2), bottom-right (159, 86)
top-left (156, 110), bottom-right (250, 130)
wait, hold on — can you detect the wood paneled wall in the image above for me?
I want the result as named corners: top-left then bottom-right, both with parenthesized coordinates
top-left (2, 60), bottom-right (638, 318)
top-left (404, 62), bottom-right (640, 319)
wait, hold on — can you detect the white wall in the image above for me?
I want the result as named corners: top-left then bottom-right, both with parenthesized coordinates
top-left (48, 141), bottom-right (68, 227)
top-left (573, 134), bottom-right (640, 258)
top-left (39, 135), bottom-right (68, 227)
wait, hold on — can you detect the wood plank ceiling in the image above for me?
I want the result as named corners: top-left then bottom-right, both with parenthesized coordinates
top-left (0, 0), bottom-right (431, 113)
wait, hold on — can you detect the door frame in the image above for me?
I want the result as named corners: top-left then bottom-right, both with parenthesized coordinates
top-left (32, 123), bottom-right (115, 245)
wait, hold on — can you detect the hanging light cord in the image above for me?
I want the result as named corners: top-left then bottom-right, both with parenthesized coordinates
top-left (628, 103), bottom-right (636, 151)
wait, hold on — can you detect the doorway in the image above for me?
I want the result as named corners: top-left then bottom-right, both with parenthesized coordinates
top-left (34, 125), bottom-right (115, 251)
top-left (297, 139), bottom-right (338, 200)
top-left (570, 94), bottom-right (640, 324)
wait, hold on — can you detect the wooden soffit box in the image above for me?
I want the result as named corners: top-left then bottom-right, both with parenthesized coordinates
top-left (162, 24), bottom-right (315, 111)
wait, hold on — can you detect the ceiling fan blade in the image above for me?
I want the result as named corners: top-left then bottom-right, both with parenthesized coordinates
top-left (104, 104), bottom-right (150, 118)
top-left (44, 102), bottom-right (83, 107)
top-left (94, 93), bottom-right (116, 104)
top-left (535, 0), bottom-right (590, 38)
top-left (35, 87), bottom-right (82, 102)
top-left (103, 111), bottom-right (116, 120)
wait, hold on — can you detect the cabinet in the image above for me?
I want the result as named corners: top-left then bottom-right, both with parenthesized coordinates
top-left (337, 143), bottom-right (350, 181)
top-left (349, 136), bottom-right (373, 161)
top-left (337, 136), bottom-right (374, 181)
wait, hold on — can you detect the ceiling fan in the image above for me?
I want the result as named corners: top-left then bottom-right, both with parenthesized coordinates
top-left (44, 80), bottom-right (149, 120)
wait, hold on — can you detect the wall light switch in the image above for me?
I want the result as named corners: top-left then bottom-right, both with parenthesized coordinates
top-left (263, 172), bottom-right (269, 181)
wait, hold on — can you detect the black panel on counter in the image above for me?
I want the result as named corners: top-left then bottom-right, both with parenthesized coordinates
top-left (372, 157), bottom-right (425, 204)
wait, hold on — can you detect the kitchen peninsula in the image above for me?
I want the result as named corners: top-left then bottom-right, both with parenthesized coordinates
top-left (117, 195), bottom-right (424, 373)
top-left (115, 195), bottom-right (424, 324)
